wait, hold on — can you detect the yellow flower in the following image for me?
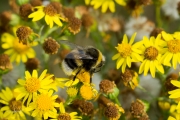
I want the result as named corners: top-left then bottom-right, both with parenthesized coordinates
top-left (168, 104), bottom-right (180, 120)
top-left (168, 80), bottom-right (180, 109)
top-left (112, 33), bottom-right (143, 73)
top-left (80, 83), bottom-right (98, 100)
top-left (27, 90), bottom-right (59, 119)
top-left (0, 87), bottom-right (29, 120)
top-left (66, 87), bottom-right (78, 98)
top-left (1, 32), bottom-right (36, 64)
top-left (160, 31), bottom-right (180, 69)
top-left (28, 4), bottom-right (65, 28)
top-left (51, 102), bottom-right (81, 120)
top-left (64, 78), bottom-right (80, 87)
top-left (14, 69), bottom-right (55, 105)
top-left (138, 34), bottom-right (164, 78)
top-left (89, 0), bottom-right (126, 13)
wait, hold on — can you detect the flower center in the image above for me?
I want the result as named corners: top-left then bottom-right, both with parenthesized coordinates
top-left (144, 46), bottom-right (158, 60)
top-left (13, 38), bottom-right (30, 53)
top-left (9, 98), bottom-right (22, 111)
top-left (24, 77), bottom-right (40, 93)
top-left (167, 40), bottom-right (180, 53)
top-left (58, 113), bottom-right (71, 120)
top-left (116, 43), bottom-right (132, 58)
top-left (44, 4), bottom-right (57, 16)
top-left (36, 94), bottom-right (53, 111)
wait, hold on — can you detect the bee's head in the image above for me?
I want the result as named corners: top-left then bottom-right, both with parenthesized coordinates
top-left (86, 47), bottom-right (99, 60)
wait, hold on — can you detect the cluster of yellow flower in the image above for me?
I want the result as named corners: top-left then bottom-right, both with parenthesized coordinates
top-left (113, 31), bottom-right (180, 78)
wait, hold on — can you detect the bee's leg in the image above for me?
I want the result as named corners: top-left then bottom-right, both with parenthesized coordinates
top-left (73, 68), bottom-right (81, 81)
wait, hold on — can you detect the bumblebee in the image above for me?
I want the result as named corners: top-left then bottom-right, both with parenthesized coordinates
top-left (61, 45), bottom-right (105, 83)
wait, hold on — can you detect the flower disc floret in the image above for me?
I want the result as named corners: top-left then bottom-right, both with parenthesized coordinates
top-left (25, 77), bottom-right (40, 93)
top-left (116, 43), bottom-right (132, 58)
top-left (167, 40), bottom-right (180, 53)
top-left (144, 46), bottom-right (158, 60)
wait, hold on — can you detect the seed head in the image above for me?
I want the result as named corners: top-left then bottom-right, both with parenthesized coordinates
top-left (19, 3), bottom-right (32, 19)
top-left (130, 99), bottom-right (145, 118)
top-left (150, 28), bottom-right (163, 38)
top-left (16, 26), bottom-right (33, 45)
top-left (99, 79), bottom-right (116, 94)
top-left (25, 58), bottom-right (40, 73)
top-left (43, 37), bottom-right (60, 54)
top-left (68, 17), bottom-right (81, 35)
top-left (30, 0), bottom-right (42, 7)
top-left (0, 54), bottom-right (13, 71)
top-left (165, 73), bottom-right (179, 91)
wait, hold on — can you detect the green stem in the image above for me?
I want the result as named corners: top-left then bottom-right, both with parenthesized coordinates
top-left (64, 97), bottom-right (74, 107)
top-left (114, 97), bottom-right (121, 106)
top-left (0, 76), bottom-right (2, 88)
top-left (155, 5), bottom-right (162, 27)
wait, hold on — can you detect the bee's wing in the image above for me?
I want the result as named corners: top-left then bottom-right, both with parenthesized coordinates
top-left (65, 48), bottom-right (94, 60)
top-left (59, 40), bottom-right (83, 50)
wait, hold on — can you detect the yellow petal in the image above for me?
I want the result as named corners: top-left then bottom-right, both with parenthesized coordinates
top-left (109, 1), bottom-right (115, 12)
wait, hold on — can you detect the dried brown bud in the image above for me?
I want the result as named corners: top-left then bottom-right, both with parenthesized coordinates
top-left (99, 79), bottom-right (116, 94)
top-left (25, 58), bottom-right (39, 73)
top-left (130, 99), bottom-right (145, 118)
top-left (9, 0), bottom-right (19, 13)
top-left (0, 54), bottom-right (13, 70)
top-left (19, 4), bottom-right (32, 19)
top-left (120, 69), bottom-right (134, 83)
top-left (0, 11), bottom-right (12, 26)
top-left (104, 103), bottom-right (121, 120)
top-left (81, 13), bottom-right (93, 28)
top-left (43, 37), bottom-right (60, 54)
top-left (178, 2), bottom-right (180, 15)
top-left (50, 1), bottom-right (62, 14)
top-left (72, 99), bottom-right (94, 116)
top-left (68, 17), bottom-right (81, 35)
top-left (30, 0), bottom-right (42, 7)
top-left (150, 27), bottom-right (163, 38)
top-left (16, 26), bottom-right (33, 45)
top-left (62, 7), bottom-right (75, 21)
top-left (165, 73), bottom-right (179, 91)
top-left (138, 113), bottom-right (150, 120)
top-left (107, 69), bottom-right (121, 84)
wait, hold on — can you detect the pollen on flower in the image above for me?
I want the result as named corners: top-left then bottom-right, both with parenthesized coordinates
top-left (116, 43), bottom-right (132, 58)
top-left (24, 77), bottom-right (40, 93)
top-left (80, 84), bottom-right (94, 100)
top-left (9, 98), bottom-right (22, 111)
top-left (43, 4), bottom-right (57, 16)
top-left (144, 46), bottom-right (158, 60)
top-left (58, 113), bottom-right (71, 120)
top-left (167, 40), bottom-right (180, 53)
top-left (36, 94), bottom-right (53, 111)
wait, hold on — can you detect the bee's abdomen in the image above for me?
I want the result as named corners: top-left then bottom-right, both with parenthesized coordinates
top-left (64, 53), bottom-right (78, 69)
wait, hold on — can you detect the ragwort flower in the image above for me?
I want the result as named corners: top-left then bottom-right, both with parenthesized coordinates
top-left (28, 4), bottom-right (65, 28)
top-left (168, 80), bottom-right (180, 110)
top-left (89, 0), bottom-right (126, 13)
top-left (112, 33), bottom-right (143, 73)
top-left (0, 87), bottom-right (29, 120)
top-left (1, 32), bottom-right (36, 64)
top-left (138, 34), bottom-right (164, 78)
top-left (14, 69), bottom-right (55, 106)
top-left (27, 90), bottom-right (60, 119)
top-left (160, 31), bottom-right (180, 69)
top-left (51, 102), bottom-right (82, 120)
